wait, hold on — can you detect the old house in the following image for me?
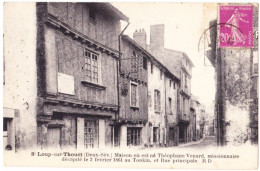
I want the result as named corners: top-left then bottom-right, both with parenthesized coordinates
top-left (164, 67), bottom-right (180, 146)
top-left (179, 54), bottom-right (194, 143)
top-left (119, 31), bottom-right (180, 147)
top-left (116, 34), bottom-right (149, 147)
top-left (132, 27), bottom-right (181, 147)
top-left (4, 2), bottom-right (129, 150)
top-left (190, 95), bottom-right (197, 141)
top-left (146, 54), bottom-right (168, 147)
top-left (36, 2), bottom-right (129, 149)
top-left (147, 24), bottom-right (194, 144)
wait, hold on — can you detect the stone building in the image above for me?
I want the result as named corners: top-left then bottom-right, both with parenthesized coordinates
top-left (249, 6), bottom-right (258, 144)
top-left (132, 25), bottom-right (193, 145)
top-left (190, 95), bottom-right (206, 141)
top-left (249, 42), bottom-right (258, 144)
top-left (190, 95), bottom-right (197, 141)
top-left (131, 28), bottom-right (181, 147)
top-left (4, 2), bottom-right (129, 150)
top-left (146, 25), bottom-right (194, 144)
top-left (207, 4), bottom-right (258, 145)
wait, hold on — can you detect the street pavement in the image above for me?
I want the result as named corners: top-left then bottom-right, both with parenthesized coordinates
top-left (178, 136), bottom-right (216, 148)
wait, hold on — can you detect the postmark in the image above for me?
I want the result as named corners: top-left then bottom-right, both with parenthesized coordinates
top-left (219, 5), bottom-right (254, 48)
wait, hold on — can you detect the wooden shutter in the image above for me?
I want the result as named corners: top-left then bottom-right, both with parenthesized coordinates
top-left (77, 117), bottom-right (84, 149)
top-left (98, 119), bottom-right (105, 149)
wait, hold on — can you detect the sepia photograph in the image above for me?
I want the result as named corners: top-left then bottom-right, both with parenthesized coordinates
top-left (2, 1), bottom-right (259, 169)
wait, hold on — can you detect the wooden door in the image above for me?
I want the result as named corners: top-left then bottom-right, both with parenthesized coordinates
top-left (47, 127), bottom-right (61, 148)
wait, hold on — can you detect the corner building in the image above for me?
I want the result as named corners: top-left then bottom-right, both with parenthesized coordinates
top-left (36, 2), bottom-right (128, 149)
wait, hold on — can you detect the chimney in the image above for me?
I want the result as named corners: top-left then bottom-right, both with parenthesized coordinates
top-left (133, 29), bottom-right (147, 49)
top-left (150, 24), bottom-right (165, 49)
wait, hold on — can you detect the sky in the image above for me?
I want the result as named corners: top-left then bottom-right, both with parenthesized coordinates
top-left (112, 2), bottom-right (217, 113)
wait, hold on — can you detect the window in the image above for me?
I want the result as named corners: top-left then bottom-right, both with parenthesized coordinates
top-left (254, 63), bottom-right (258, 74)
top-left (130, 82), bottom-right (138, 107)
top-left (127, 127), bottom-right (141, 146)
top-left (184, 74), bottom-right (187, 88)
top-left (160, 70), bottom-right (162, 80)
top-left (84, 120), bottom-right (98, 148)
top-left (85, 50), bottom-right (99, 84)
top-left (168, 97), bottom-right (172, 114)
top-left (89, 6), bottom-right (96, 22)
top-left (151, 63), bottom-right (153, 74)
top-left (131, 51), bottom-right (138, 78)
top-left (153, 127), bottom-right (158, 143)
top-left (173, 82), bottom-right (176, 89)
top-left (143, 56), bottom-right (147, 70)
top-left (169, 80), bottom-right (172, 87)
top-left (154, 90), bottom-right (161, 112)
top-left (3, 118), bottom-right (8, 132)
top-left (183, 98), bottom-right (186, 115)
top-left (3, 118), bottom-right (14, 150)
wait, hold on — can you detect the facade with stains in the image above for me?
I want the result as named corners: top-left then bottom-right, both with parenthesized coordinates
top-left (132, 27), bottom-right (182, 146)
top-left (116, 35), bottom-right (149, 147)
top-left (164, 68), bottom-right (180, 146)
top-left (207, 4), bottom-right (258, 145)
top-left (147, 55), bottom-right (167, 146)
top-left (146, 24), bottom-right (194, 144)
top-left (179, 54), bottom-right (194, 143)
top-left (249, 7), bottom-right (258, 144)
top-left (119, 32), bottom-right (180, 147)
top-left (190, 95), bottom-right (197, 141)
top-left (36, 2), bottom-right (128, 149)
top-left (4, 2), bottom-right (129, 150)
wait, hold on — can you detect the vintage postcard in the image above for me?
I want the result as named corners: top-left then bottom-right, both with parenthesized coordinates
top-left (2, 1), bottom-right (259, 170)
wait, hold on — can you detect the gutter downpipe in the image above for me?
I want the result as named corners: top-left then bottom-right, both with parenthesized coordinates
top-left (114, 21), bottom-right (130, 147)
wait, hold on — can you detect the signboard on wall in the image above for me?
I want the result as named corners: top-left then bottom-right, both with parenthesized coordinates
top-left (58, 73), bottom-right (75, 95)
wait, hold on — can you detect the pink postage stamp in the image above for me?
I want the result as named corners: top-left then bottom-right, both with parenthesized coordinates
top-left (219, 5), bottom-right (254, 48)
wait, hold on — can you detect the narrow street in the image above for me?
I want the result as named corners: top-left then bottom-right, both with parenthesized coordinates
top-left (178, 136), bottom-right (216, 148)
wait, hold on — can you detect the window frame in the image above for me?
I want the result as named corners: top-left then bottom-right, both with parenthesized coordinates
top-left (84, 119), bottom-right (99, 149)
top-left (153, 127), bottom-right (158, 143)
top-left (168, 97), bottom-right (172, 115)
top-left (154, 89), bottom-right (161, 113)
top-left (143, 55), bottom-right (147, 70)
top-left (130, 81), bottom-right (139, 108)
top-left (127, 127), bottom-right (141, 146)
top-left (84, 49), bottom-right (101, 85)
top-left (185, 74), bottom-right (187, 88)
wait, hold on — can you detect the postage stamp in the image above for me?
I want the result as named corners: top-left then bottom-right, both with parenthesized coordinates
top-left (219, 5), bottom-right (254, 48)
